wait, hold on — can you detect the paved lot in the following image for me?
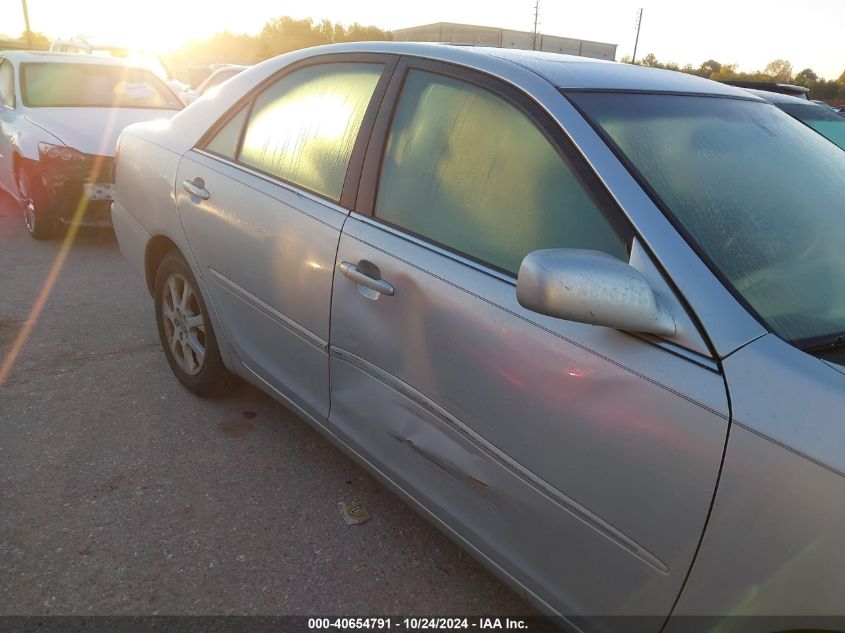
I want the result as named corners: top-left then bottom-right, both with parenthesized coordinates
top-left (0, 191), bottom-right (532, 615)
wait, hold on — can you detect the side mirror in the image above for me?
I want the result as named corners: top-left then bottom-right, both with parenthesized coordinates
top-left (516, 249), bottom-right (676, 337)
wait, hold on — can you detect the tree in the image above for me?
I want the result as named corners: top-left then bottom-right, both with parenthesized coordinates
top-left (763, 59), bottom-right (793, 82)
top-left (710, 63), bottom-right (739, 81)
top-left (255, 16), bottom-right (391, 58)
top-left (317, 19), bottom-right (345, 43)
top-left (639, 53), bottom-right (660, 67)
top-left (793, 68), bottom-right (819, 90)
top-left (171, 31), bottom-right (262, 66)
top-left (259, 17), bottom-right (329, 57)
top-left (698, 59), bottom-right (722, 78)
top-left (341, 23), bottom-right (392, 42)
top-left (794, 68), bottom-right (818, 83)
top-left (18, 30), bottom-right (50, 48)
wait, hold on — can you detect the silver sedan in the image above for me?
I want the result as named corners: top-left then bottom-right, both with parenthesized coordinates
top-left (111, 42), bottom-right (845, 631)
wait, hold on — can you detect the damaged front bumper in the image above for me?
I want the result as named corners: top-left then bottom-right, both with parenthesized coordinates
top-left (37, 146), bottom-right (115, 227)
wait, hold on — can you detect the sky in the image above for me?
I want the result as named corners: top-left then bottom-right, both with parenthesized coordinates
top-left (5, 0), bottom-right (844, 79)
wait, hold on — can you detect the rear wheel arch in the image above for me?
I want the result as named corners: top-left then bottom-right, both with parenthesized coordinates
top-left (144, 235), bottom-right (181, 297)
top-left (153, 249), bottom-right (233, 397)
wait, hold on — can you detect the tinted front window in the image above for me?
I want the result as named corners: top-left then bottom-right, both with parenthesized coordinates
top-left (375, 70), bottom-right (628, 275)
top-left (239, 63), bottom-right (382, 201)
top-left (21, 63), bottom-right (181, 109)
top-left (778, 103), bottom-right (845, 150)
top-left (572, 93), bottom-right (845, 345)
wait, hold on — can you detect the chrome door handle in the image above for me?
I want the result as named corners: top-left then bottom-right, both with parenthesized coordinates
top-left (339, 262), bottom-right (394, 296)
top-left (182, 178), bottom-right (210, 200)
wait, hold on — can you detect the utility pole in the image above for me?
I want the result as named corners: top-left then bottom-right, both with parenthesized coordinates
top-left (532, 0), bottom-right (540, 51)
top-left (21, 0), bottom-right (33, 47)
top-left (632, 8), bottom-right (643, 64)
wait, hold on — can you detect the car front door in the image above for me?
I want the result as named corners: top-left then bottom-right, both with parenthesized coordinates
top-left (175, 55), bottom-right (395, 421)
top-left (329, 59), bottom-right (729, 624)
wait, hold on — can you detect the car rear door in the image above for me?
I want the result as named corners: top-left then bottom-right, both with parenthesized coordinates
top-left (328, 58), bottom-right (730, 624)
top-left (175, 54), bottom-right (395, 420)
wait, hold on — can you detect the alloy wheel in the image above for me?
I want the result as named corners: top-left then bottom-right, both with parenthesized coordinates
top-left (161, 273), bottom-right (207, 376)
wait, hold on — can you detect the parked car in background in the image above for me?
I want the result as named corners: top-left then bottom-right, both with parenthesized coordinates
top-left (745, 88), bottom-right (845, 149)
top-left (810, 99), bottom-right (844, 114)
top-left (49, 38), bottom-right (189, 97)
top-left (0, 51), bottom-right (183, 238)
top-left (179, 65), bottom-right (247, 104)
top-left (721, 79), bottom-right (809, 99)
top-left (112, 43), bottom-right (845, 631)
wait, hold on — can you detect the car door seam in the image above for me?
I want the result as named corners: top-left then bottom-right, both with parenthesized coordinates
top-left (208, 267), bottom-right (327, 352)
top-left (659, 364), bottom-right (733, 632)
top-left (327, 211), bottom-right (353, 422)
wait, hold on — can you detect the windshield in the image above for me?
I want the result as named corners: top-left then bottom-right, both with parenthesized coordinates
top-left (570, 92), bottom-right (845, 347)
top-left (777, 103), bottom-right (845, 150)
top-left (21, 62), bottom-right (182, 109)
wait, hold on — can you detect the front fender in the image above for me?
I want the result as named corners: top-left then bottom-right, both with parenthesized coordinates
top-left (11, 116), bottom-right (64, 161)
top-left (667, 335), bottom-right (845, 631)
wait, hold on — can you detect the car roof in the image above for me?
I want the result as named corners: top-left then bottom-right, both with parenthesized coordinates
top-left (476, 48), bottom-right (751, 96)
top-left (0, 49), bottom-right (148, 69)
top-left (299, 42), bottom-right (759, 98)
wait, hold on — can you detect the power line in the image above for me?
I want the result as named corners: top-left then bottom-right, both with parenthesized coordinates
top-left (632, 8), bottom-right (643, 64)
top-left (21, 0), bottom-right (32, 47)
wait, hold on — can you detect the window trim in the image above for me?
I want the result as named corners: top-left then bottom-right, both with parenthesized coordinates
top-left (200, 102), bottom-right (249, 162)
top-left (354, 56), bottom-right (635, 277)
top-left (196, 53), bottom-right (399, 208)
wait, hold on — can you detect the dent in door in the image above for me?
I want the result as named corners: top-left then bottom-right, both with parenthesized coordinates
top-left (330, 348), bottom-right (673, 615)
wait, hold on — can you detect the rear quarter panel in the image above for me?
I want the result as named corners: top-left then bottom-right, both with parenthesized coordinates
top-left (114, 127), bottom-right (184, 242)
top-left (113, 124), bottom-right (241, 374)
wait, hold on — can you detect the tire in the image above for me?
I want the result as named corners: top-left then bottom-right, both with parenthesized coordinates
top-left (154, 250), bottom-right (232, 398)
top-left (16, 163), bottom-right (57, 240)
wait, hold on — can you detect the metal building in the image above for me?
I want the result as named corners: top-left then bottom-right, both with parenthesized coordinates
top-left (392, 22), bottom-right (617, 61)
